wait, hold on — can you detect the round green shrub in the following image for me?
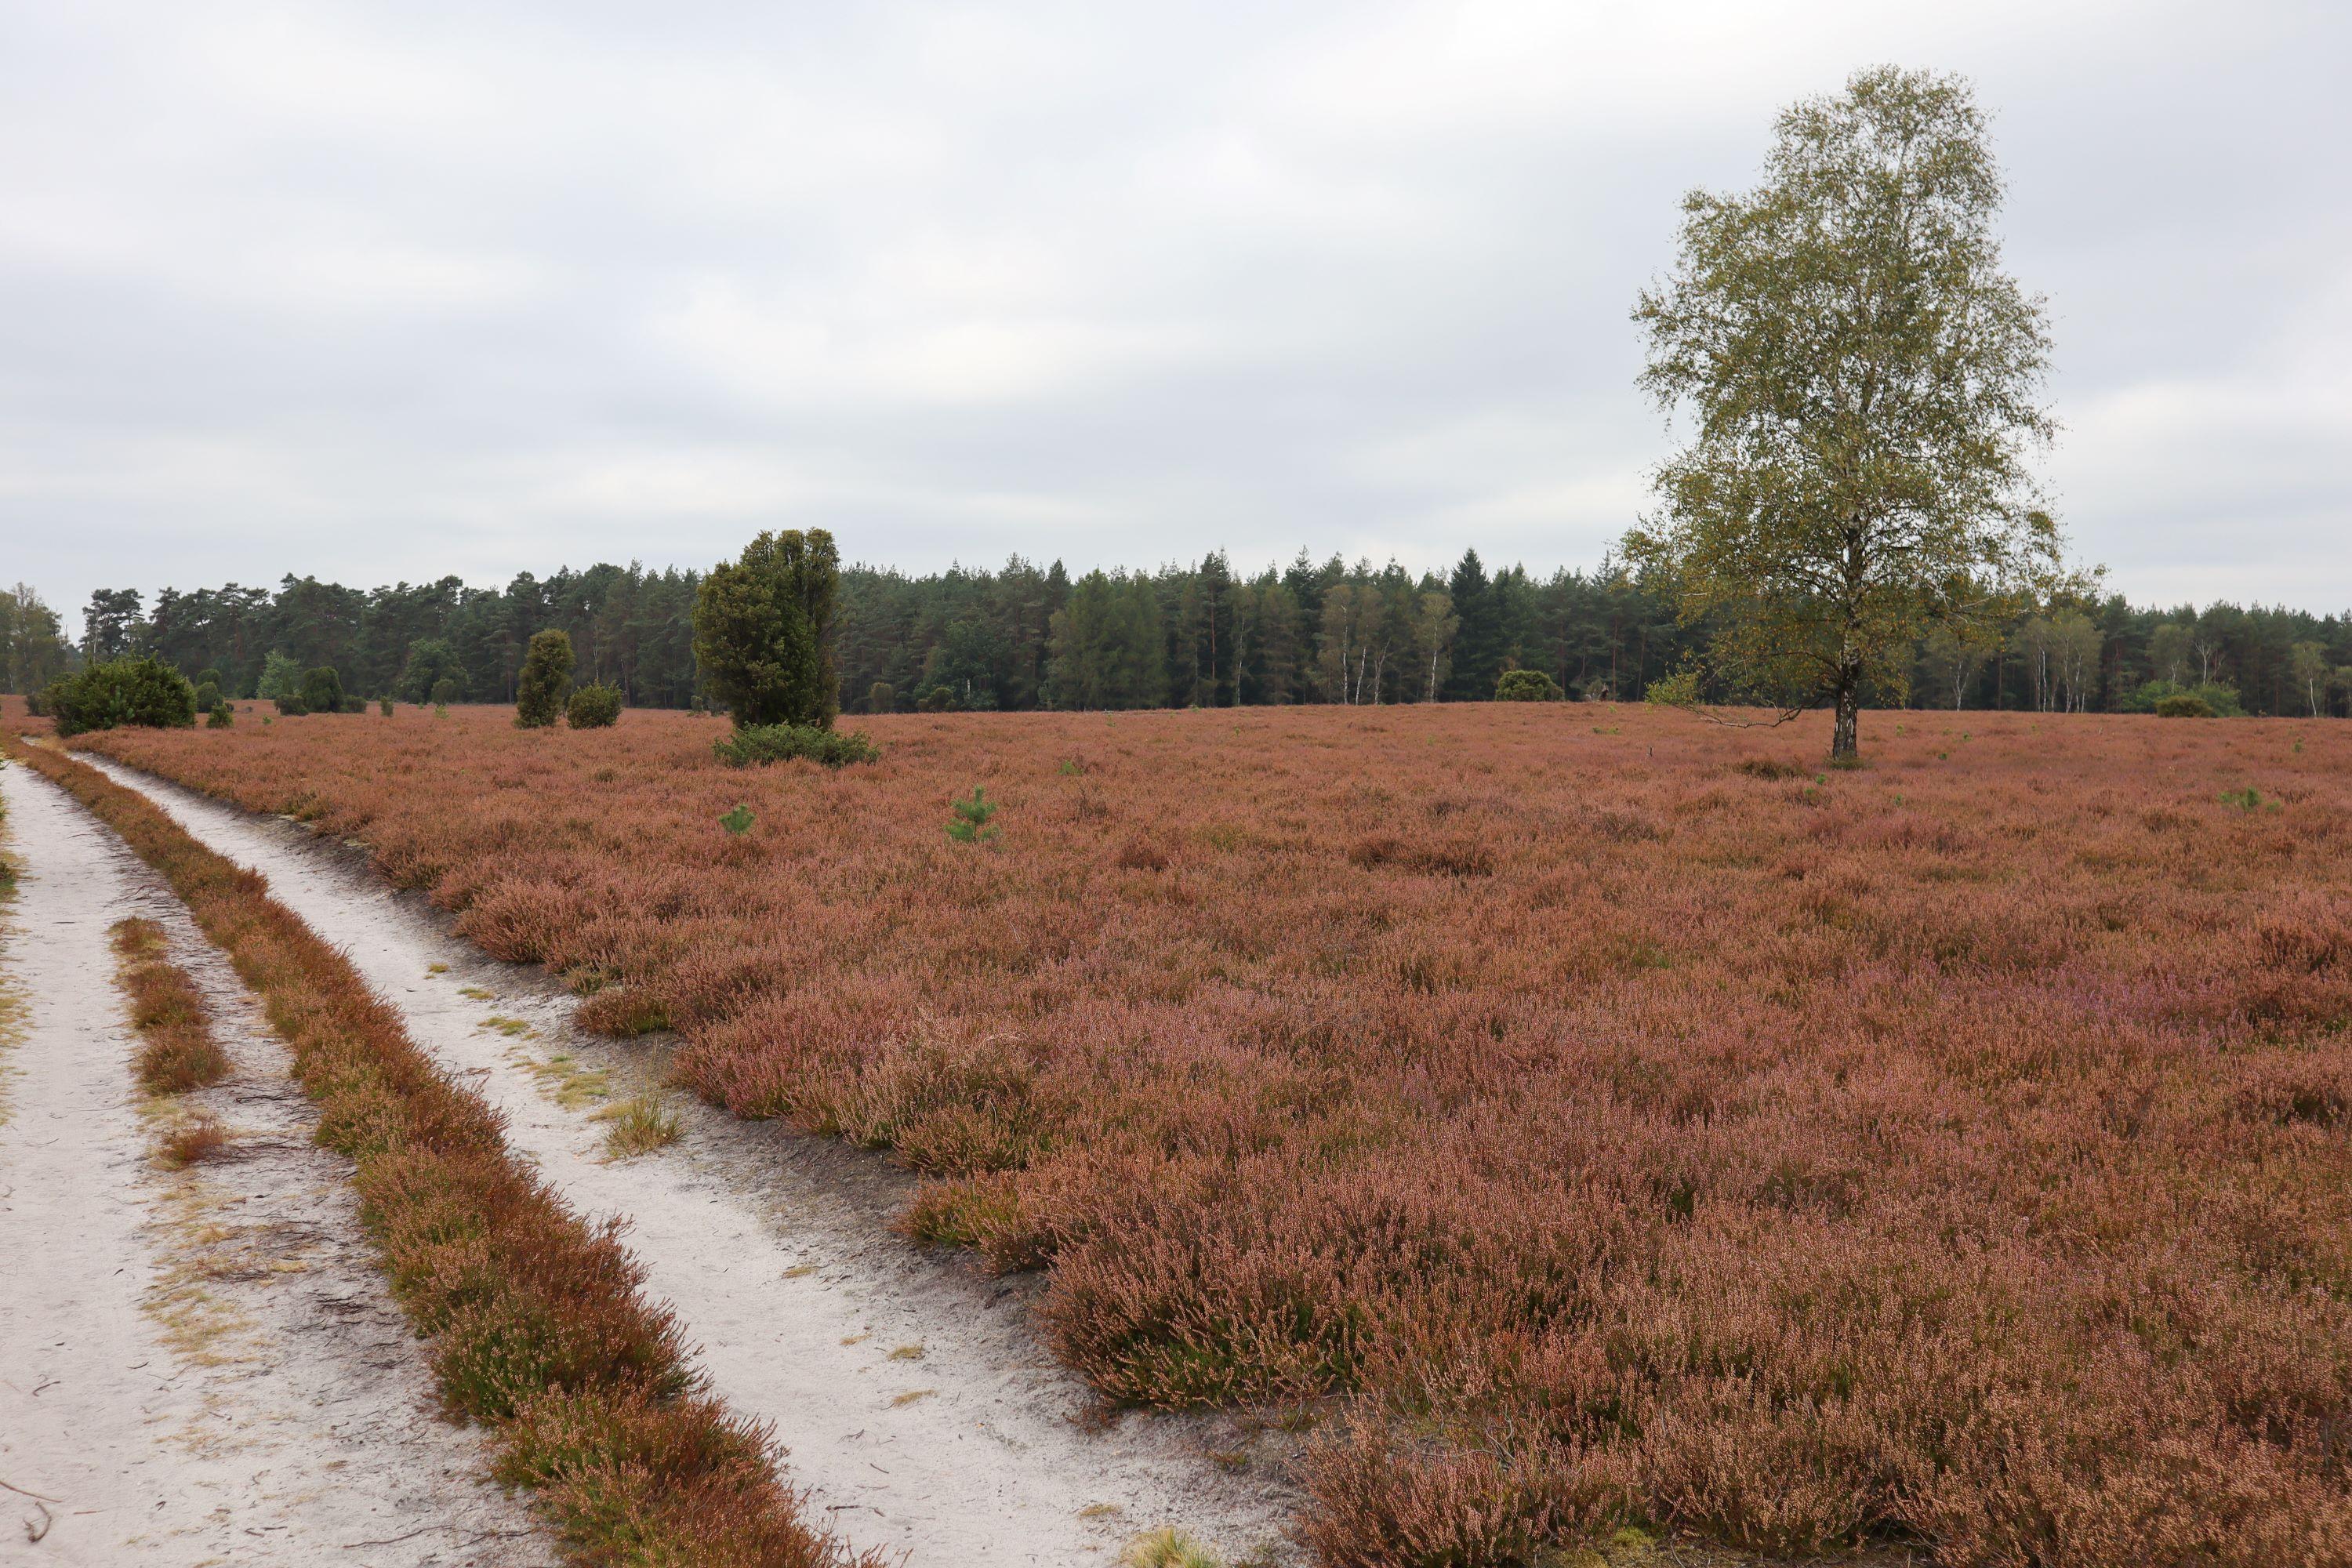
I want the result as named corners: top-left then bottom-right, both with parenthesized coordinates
top-left (1495, 669), bottom-right (1565, 702)
top-left (566, 683), bottom-right (622, 729)
top-left (207, 702), bottom-right (234, 728)
top-left (45, 656), bottom-right (198, 736)
top-left (192, 680), bottom-right (222, 713)
top-left (430, 676), bottom-right (462, 706)
top-left (2155, 693), bottom-right (2216, 718)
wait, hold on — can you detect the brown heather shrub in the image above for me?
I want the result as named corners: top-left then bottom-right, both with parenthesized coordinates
top-left (71, 704), bottom-right (2352, 1567)
top-left (109, 915), bottom-right (230, 1093)
top-left (160, 1115), bottom-right (231, 1167)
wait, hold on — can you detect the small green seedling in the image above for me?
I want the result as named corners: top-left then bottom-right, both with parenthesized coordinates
top-left (720, 803), bottom-right (755, 836)
top-left (946, 787), bottom-right (999, 844)
top-left (2219, 787), bottom-right (2274, 813)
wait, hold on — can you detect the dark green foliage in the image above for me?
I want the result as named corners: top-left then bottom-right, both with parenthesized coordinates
top-left (299, 666), bottom-right (343, 713)
top-left (430, 676), bottom-right (461, 706)
top-left (514, 629), bottom-right (574, 728)
top-left (378, 695), bottom-right (394, 717)
top-left (692, 529), bottom-right (840, 729)
top-left (565, 682), bottom-right (622, 728)
top-left (945, 787), bottom-right (1000, 844)
top-left (194, 667), bottom-right (223, 692)
top-left (44, 656), bottom-right (198, 736)
top-left (256, 650), bottom-right (303, 702)
top-left (869, 681), bottom-right (896, 713)
top-left (1494, 669), bottom-right (1563, 701)
top-left (710, 722), bottom-right (877, 769)
top-left (2157, 693), bottom-right (2217, 718)
top-left (274, 692), bottom-right (309, 717)
top-left (2131, 680), bottom-right (2243, 717)
top-left (398, 637), bottom-right (466, 703)
top-left (207, 702), bottom-right (234, 728)
top-left (192, 680), bottom-right (222, 713)
top-left (719, 804), bottom-right (754, 836)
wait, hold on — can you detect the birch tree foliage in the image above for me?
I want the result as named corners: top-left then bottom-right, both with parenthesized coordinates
top-left (1627, 66), bottom-right (2069, 759)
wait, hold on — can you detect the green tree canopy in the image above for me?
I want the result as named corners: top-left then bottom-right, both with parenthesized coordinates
top-left (692, 529), bottom-right (841, 728)
top-left (1628, 66), bottom-right (2067, 760)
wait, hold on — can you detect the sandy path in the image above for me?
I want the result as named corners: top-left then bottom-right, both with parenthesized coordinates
top-left (0, 762), bottom-right (557, 1567)
top-left (76, 753), bottom-right (1299, 1567)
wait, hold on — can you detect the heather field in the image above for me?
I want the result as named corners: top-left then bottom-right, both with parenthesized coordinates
top-left (74, 701), bottom-right (2352, 1566)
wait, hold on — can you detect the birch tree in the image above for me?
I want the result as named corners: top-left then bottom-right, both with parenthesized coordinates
top-left (1628, 67), bottom-right (2067, 762)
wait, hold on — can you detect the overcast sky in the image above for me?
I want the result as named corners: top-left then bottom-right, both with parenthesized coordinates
top-left (5, 1), bottom-right (2347, 633)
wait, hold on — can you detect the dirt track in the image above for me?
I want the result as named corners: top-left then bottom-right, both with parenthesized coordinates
top-left (69, 753), bottom-right (1298, 1566)
top-left (0, 761), bottom-right (555, 1565)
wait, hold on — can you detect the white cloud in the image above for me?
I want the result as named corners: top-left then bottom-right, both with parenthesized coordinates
top-left (1, 0), bottom-right (2346, 616)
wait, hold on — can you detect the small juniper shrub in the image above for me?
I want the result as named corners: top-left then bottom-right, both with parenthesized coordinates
top-left (2156, 692), bottom-right (2216, 717)
top-left (720, 804), bottom-right (756, 837)
top-left (566, 682), bottom-right (622, 729)
top-left (194, 680), bottom-right (222, 713)
top-left (515, 629), bottom-right (575, 729)
top-left (713, 723), bottom-right (877, 768)
top-left (869, 681), bottom-right (895, 713)
top-left (207, 702), bottom-right (234, 728)
top-left (379, 695), bottom-right (394, 717)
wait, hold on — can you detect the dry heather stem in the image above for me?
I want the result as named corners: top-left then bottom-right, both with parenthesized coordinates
top-left (63, 700), bottom-right (2352, 1566)
top-left (8, 734), bottom-right (866, 1568)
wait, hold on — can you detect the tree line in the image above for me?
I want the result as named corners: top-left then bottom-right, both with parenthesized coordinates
top-left (5, 558), bottom-right (2347, 719)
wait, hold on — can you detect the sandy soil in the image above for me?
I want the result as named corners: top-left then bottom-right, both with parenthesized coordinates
top-left (0, 761), bottom-right (557, 1567)
top-left (75, 753), bottom-right (1303, 1567)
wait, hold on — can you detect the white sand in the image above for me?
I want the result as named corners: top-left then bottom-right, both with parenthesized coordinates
top-left (0, 761), bottom-right (556, 1566)
top-left (75, 753), bottom-right (1300, 1567)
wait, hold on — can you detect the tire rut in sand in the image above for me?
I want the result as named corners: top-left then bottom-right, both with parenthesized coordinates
top-left (75, 753), bottom-right (1301, 1568)
top-left (0, 760), bottom-right (555, 1566)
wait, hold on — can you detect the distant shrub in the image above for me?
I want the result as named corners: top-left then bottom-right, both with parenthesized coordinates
top-left (398, 637), bottom-right (466, 704)
top-left (919, 686), bottom-right (957, 713)
top-left (299, 666), bottom-right (343, 714)
top-left (2130, 679), bottom-right (2241, 717)
top-left (378, 695), bottom-right (394, 717)
top-left (515, 629), bottom-right (574, 728)
top-left (207, 702), bottom-right (234, 728)
top-left (194, 666), bottom-right (223, 693)
top-left (2155, 693), bottom-right (2216, 718)
top-left (869, 681), bottom-right (896, 713)
top-left (45, 657), bottom-right (198, 736)
top-left (430, 675), bottom-right (462, 706)
top-left (1494, 669), bottom-right (1563, 702)
top-left (1733, 756), bottom-right (1806, 779)
top-left (192, 680), bottom-right (222, 713)
top-left (566, 682), bottom-right (622, 729)
top-left (274, 692), bottom-right (309, 717)
top-left (255, 650), bottom-right (303, 702)
top-left (712, 723), bottom-right (877, 768)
